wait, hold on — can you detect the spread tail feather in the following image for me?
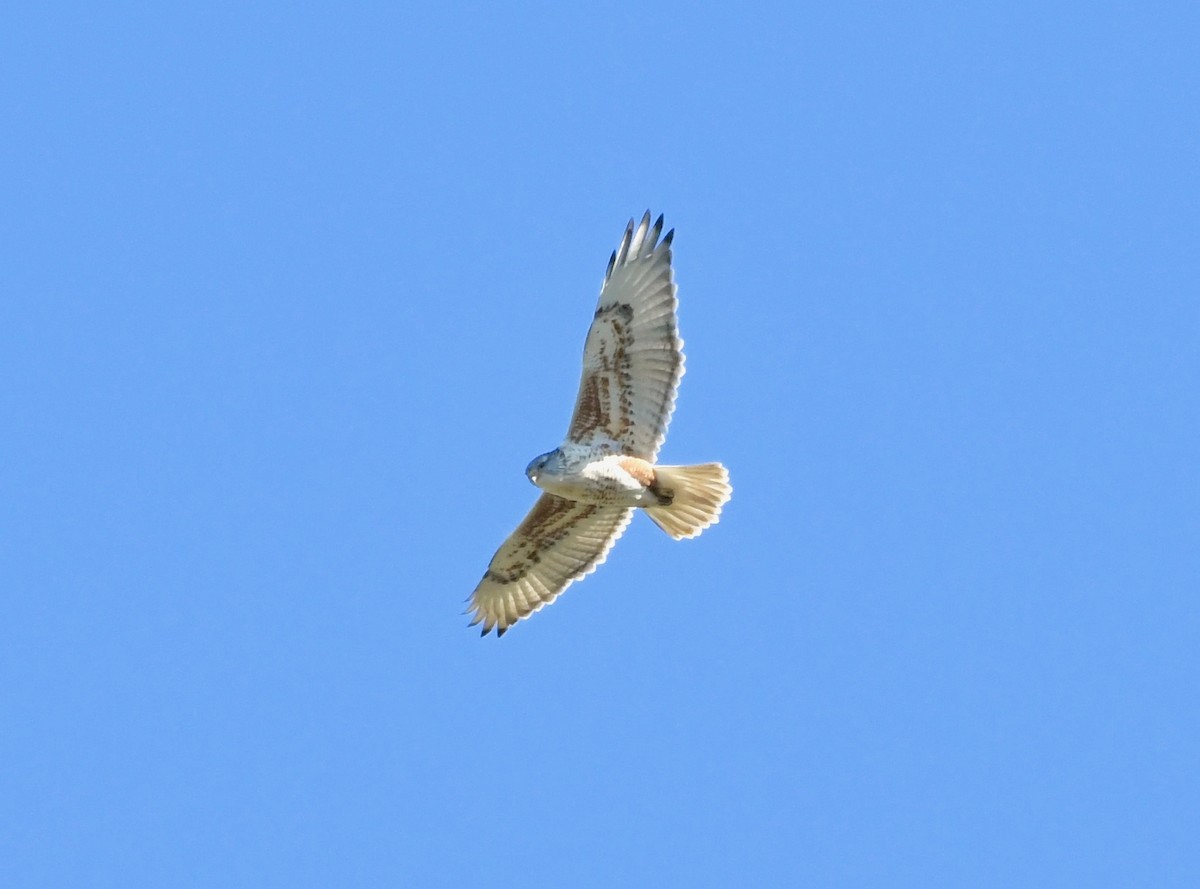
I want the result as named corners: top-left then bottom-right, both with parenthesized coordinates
top-left (644, 463), bottom-right (732, 540)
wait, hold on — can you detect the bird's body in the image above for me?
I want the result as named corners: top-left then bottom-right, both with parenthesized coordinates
top-left (468, 212), bottom-right (732, 636)
top-left (526, 448), bottom-right (665, 507)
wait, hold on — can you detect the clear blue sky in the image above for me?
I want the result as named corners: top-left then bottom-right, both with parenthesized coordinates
top-left (2, 3), bottom-right (1197, 886)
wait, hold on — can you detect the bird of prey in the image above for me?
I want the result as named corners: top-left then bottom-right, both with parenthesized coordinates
top-left (467, 212), bottom-right (732, 636)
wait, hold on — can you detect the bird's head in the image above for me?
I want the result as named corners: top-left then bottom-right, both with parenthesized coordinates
top-left (525, 451), bottom-right (556, 486)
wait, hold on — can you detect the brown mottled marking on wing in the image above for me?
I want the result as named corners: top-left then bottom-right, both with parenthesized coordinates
top-left (568, 368), bottom-right (615, 444)
top-left (481, 495), bottom-right (596, 585)
top-left (567, 303), bottom-right (636, 445)
top-left (468, 495), bottom-right (635, 636)
top-left (565, 213), bottom-right (684, 458)
top-left (617, 456), bottom-right (656, 488)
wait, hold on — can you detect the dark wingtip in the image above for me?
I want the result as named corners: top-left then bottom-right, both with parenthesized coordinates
top-left (614, 218), bottom-right (636, 268)
top-left (496, 625), bottom-right (508, 638)
top-left (663, 228), bottom-right (675, 247)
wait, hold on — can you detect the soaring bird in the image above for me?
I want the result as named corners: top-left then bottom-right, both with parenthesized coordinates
top-left (468, 212), bottom-right (731, 636)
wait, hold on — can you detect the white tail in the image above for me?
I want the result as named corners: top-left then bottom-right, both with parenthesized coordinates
top-left (644, 463), bottom-right (732, 540)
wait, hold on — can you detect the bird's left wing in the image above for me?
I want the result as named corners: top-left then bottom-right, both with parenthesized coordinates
top-left (468, 495), bottom-right (634, 636)
top-left (564, 212), bottom-right (684, 460)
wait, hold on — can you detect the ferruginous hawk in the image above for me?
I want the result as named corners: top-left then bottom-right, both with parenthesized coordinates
top-left (467, 212), bottom-right (732, 636)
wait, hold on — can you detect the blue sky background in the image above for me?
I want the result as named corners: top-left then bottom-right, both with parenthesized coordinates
top-left (2, 3), bottom-right (1197, 886)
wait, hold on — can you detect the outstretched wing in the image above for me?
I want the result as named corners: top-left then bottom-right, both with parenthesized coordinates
top-left (468, 495), bottom-right (634, 636)
top-left (565, 211), bottom-right (684, 460)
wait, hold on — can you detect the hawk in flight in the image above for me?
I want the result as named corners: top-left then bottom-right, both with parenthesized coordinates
top-left (468, 212), bottom-right (732, 636)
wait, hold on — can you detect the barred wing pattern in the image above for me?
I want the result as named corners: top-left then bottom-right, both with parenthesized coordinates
top-left (468, 495), bottom-right (634, 636)
top-left (566, 212), bottom-right (684, 460)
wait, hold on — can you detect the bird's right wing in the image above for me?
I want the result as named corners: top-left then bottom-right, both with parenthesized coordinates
top-left (468, 495), bottom-right (634, 636)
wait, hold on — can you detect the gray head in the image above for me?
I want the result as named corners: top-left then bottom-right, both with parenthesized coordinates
top-left (525, 450), bottom-right (559, 485)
